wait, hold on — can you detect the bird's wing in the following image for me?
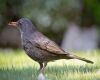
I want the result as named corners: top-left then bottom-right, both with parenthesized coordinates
top-left (32, 37), bottom-right (67, 55)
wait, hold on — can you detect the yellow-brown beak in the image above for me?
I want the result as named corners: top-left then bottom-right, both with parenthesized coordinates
top-left (8, 22), bottom-right (17, 27)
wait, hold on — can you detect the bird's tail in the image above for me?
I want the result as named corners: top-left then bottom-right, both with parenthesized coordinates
top-left (66, 54), bottom-right (94, 64)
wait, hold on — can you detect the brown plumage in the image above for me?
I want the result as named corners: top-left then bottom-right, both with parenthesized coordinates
top-left (8, 18), bottom-right (93, 73)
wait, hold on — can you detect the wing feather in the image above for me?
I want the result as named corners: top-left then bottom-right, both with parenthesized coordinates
top-left (33, 38), bottom-right (66, 55)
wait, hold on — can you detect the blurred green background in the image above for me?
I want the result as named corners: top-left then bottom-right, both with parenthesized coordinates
top-left (0, 0), bottom-right (100, 49)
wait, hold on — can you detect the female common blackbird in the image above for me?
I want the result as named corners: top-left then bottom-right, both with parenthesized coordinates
top-left (8, 18), bottom-right (93, 72)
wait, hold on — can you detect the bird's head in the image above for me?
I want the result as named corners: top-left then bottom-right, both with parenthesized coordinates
top-left (8, 18), bottom-right (36, 34)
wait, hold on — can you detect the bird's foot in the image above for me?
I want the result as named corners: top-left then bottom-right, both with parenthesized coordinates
top-left (37, 72), bottom-right (46, 80)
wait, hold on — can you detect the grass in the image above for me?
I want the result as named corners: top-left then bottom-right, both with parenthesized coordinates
top-left (0, 49), bottom-right (100, 80)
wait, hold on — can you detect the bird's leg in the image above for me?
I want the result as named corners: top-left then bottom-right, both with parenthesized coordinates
top-left (39, 62), bottom-right (43, 72)
top-left (38, 62), bottom-right (46, 80)
top-left (42, 62), bottom-right (47, 73)
top-left (39, 62), bottom-right (47, 73)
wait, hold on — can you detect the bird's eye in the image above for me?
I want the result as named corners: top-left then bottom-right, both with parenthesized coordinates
top-left (18, 22), bottom-right (22, 26)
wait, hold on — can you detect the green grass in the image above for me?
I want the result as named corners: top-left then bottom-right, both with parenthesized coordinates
top-left (0, 49), bottom-right (100, 80)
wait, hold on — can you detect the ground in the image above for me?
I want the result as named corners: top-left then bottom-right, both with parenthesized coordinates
top-left (0, 49), bottom-right (100, 80)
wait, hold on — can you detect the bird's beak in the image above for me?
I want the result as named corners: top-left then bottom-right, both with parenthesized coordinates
top-left (8, 22), bottom-right (17, 27)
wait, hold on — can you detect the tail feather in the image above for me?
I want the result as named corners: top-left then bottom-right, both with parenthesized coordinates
top-left (66, 54), bottom-right (94, 64)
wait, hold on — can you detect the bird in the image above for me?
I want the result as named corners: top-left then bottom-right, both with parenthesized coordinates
top-left (8, 18), bottom-right (93, 73)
